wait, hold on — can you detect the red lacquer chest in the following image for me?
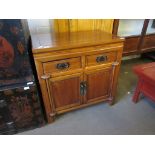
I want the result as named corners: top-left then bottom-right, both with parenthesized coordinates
top-left (133, 62), bottom-right (155, 103)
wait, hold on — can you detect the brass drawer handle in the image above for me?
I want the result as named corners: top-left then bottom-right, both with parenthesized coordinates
top-left (96, 55), bottom-right (107, 63)
top-left (56, 62), bottom-right (70, 70)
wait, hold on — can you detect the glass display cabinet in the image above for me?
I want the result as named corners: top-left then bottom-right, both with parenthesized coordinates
top-left (118, 19), bottom-right (144, 37)
top-left (113, 19), bottom-right (155, 56)
top-left (141, 19), bottom-right (155, 52)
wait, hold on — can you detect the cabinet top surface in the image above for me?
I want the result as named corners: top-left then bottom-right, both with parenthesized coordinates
top-left (31, 30), bottom-right (124, 53)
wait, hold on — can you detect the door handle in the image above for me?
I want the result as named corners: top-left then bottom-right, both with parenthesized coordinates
top-left (80, 81), bottom-right (87, 96)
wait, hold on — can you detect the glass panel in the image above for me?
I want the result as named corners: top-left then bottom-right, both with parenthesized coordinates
top-left (27, 19), bottom-right (54, 34)
top-left (146, 19), bottom-right (155, 34)
top-left (118, 19), bottom-right (145, 37)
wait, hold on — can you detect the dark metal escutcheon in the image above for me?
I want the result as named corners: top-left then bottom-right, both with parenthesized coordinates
top-left (56, 62), bottom-right (70, 70)
top-left (96, 55), bottom-right (107, 63)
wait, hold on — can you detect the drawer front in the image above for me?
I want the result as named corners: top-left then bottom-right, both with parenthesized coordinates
top-left (86, 51), bottom-right (117, 67)
top-left (43, 57), bottom-right (82, 74)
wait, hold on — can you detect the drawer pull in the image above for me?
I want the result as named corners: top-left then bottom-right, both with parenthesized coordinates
top-left (56, 62), bottom-right (70, 70)
top-left (96, 55), bottom-right (107, 63)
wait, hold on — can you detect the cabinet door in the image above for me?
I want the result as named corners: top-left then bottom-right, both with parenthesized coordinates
top-left (48, 73), bottom-right (83, 112)
top-left (84, 66), bottom-right (113, 104)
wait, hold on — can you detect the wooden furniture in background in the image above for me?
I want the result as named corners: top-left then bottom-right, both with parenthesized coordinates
top-left (113, 19), bottom-right (155, 56)
top-left (31, 30), bottom-right (124, 123)
top-left (54, 19), bottom-right (114, 33)
top-left (138, 19), bottom-right (155, 54)
top-left (133, 62), bottom-right (155, 103)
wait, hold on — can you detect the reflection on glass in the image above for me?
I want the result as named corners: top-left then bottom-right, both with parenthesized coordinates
top-left (118, 19), bottom-right (144, 37)
top-left (27, 19), bottom-right (54, 34)
top-left (146, 19), bottom-right (155, 34)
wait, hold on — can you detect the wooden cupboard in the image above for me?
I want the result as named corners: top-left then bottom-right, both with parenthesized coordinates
top-left (31, 30), bottom-right (124, 123)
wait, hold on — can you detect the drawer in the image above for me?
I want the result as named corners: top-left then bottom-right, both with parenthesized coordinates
top-left (43, 57), bottom-right (82, 74)
top-left (86, 51), bottom-right (117, 67)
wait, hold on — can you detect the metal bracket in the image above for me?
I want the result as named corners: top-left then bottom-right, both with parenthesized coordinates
top-left (41, 74), bottom-right (51, 80)
top-left (112, 62), bottom-right (119, 66)
top-left (49, 113), bottom-right (56, 117)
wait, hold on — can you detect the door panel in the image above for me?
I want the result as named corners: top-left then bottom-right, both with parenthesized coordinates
top-left (49, 74), bottom-right (83, 111)
top-left (85, 67), bottom-right (112, 104)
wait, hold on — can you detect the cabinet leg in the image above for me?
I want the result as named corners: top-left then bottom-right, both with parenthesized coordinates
top-left (132, 89), bottom-right (141, 103)
top-left (108, 97), bottom-right (115, 105)
top-left (47, 113), bottom-right (56, 123)
top-left (132, 80), bottom-right (142, 103)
